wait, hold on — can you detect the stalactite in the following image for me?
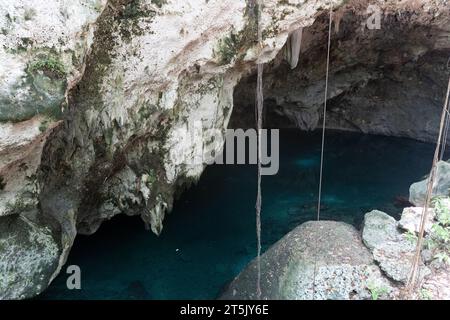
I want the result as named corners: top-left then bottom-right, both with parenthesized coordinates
top-left (284, 28), bottom-right (303, 69)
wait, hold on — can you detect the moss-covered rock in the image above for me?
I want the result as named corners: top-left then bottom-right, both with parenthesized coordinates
top-left (0, 214), bottom-right (60, 299)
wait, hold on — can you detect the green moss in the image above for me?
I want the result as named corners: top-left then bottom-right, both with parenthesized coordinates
top-left (216, 32), bottom-right (242, 65)
top-left (28, 55), bottom-right (66, 79)
top-left (214, 1), bottom-right (260, 65)
top-left (146, 168), bottom-right (158, 186)
top-left (38, 120), bottom-right (48, 133)
top-left (119, 0), bottom-right (157, 41)
top-left (5, 198), bottom-right (33, 215)
top-left (0, 61), bottom-right (66, 123)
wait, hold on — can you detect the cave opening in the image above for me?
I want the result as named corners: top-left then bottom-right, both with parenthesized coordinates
top-left (230, 8), bottom-right (449, 145)
top-left (38, 5), bottom-right (450, 301)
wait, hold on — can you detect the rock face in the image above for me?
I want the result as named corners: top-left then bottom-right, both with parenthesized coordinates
top-left (231, 0), bottom-right (450, 144)
top-left (409, 161), bottom-right (450, 206)
top-left (362, 210), bottom-right (399, 251)
top-left (362, 210), bottom-right (429, 284)
top-left (0, 0), bottom-right (448, 299)
top-left (220, 221), bottom-right (390, 300)
top-left (0, 215), bottom-right (59, 299)
top-left (398, 207), bottom-right (435, 234)
top-left (1, 0), bottom-right (350, 299)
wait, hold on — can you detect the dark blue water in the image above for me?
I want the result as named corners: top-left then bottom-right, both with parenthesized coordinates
top-left (40, 130), bottom-right (436, 299)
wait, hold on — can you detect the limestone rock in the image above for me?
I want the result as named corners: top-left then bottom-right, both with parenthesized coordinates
top-left (232, 0), bottom-right (450, 144)
top-left (0, 0), bottom-right (348, 299)
top-left (1, 0), bottom-right (448, 300)
top-left (409, 161), bottom-right (450, 206)
top-left (362, 210), bottom-right (399, 251)
top-left (0, 215), bottom-right (59, 299)
top-left (398, 207), bottom-right (435, 234)
top-left (220, 221), bottom-right (391, 300)
top-left (362, 210), bottom-right (429, 283)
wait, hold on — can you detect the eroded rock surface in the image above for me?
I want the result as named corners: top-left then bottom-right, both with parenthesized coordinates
top-left (398, 207), bottom-right (435, 234)
top-left (1, 0), bottom-right (348, 299)
top-left (0, 215), bottom-right (59, 299)
top-left (220, 221), bottom-right (391, 300)
top-left (362, 210), bottom-right (430, 284)
top-left (232, 0), bottom-right (450, 143)
top-left (1, 0), bottom-right (449, 299)
top-left (410, 161), bottom-right (450, 206)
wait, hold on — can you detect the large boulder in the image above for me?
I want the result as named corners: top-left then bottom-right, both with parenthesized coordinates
top-left (398, 207), bottom-right (435, 234)
top-left (362, 210), bottom-right (429, 283)
top-left (409, 161), bottom-right (450, 206)
top-left (362, 210), bottom-right (399, 251)
top-left (220, 221), bottom-right (391, 300)
top-left (0, 215), bottom-right (59, 299)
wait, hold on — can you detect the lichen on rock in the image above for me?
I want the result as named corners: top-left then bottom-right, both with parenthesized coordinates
top-left (220, 221), bottom-right (392, 300)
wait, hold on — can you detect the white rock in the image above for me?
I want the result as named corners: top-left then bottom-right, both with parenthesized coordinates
top-left (398, 207), bottom-right (435, 234)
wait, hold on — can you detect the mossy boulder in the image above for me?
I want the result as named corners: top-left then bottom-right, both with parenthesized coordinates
top-left (220, 221), bottom-right (391, 300)
top-left (0, 214), bottom-right (60, 299)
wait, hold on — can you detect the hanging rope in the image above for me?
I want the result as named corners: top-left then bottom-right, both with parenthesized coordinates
top-left (439, 105), bottom-right (450, 160)
top-left (312, 4), bottom-right (333, 300)
top-left (406, 76), bottom-right (450, 295)
top-left (439, 61), bottom-right (450, 159)
top-left (255, 0), bottom-right (264, 300)
top-left (316, 5), bottom-right (333, 221)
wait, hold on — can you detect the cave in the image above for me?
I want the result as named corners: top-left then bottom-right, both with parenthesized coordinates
top-left (1, 0), bottom-right (450, 302)
top-left (231, 7), bottom-right (449, 142)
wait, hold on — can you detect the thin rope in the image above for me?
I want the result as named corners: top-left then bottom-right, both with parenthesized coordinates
top-left (316, 6), bottom-right (333, 221)
top-left (255, 0), bottom-right (263, 300)
top-left (440, 104), bottom-right (450, 160)
top-left (312, 4), bottom-right (333, 300)
top-left (439, 63), bottom-right (450, 159)
top-left (406, 76), bottom-right (450, 296)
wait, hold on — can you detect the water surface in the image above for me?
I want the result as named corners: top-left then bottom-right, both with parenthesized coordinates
top-left (41, 130), bottom-right (436, 299)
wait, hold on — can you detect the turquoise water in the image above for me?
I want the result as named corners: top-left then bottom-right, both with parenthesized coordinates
top-left (40, 130), bottom-right (436, 300)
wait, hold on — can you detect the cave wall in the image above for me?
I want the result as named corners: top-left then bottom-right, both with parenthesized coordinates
top-left (232, 1), bottom-right (450, 144)
top-left (0, 0), bottom-right (449, 300)
top-left (0, 0), bottom-right (350, 299)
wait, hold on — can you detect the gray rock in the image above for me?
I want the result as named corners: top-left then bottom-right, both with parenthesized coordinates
top-left (409, 161), bottom-right (450, 206)
top-left (398, 207), bottom-right (435, 234)
top-left (362, 210), bottom-right (399, 251)
top-left (362, 210), bottom-right (429, 283)
top-left (0, 215), bottom-right (60, 299)
top-left (220, 221), bottom-right (391, 300)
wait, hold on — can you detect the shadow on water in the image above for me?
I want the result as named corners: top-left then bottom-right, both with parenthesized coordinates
top-left (40, 129), bottom-right (438, 299)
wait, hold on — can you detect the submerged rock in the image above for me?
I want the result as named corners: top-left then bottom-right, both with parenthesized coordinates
top-left (220, 221), bottom-right (390, 300)
top-left (409, 161), bottom-right (450, 206)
